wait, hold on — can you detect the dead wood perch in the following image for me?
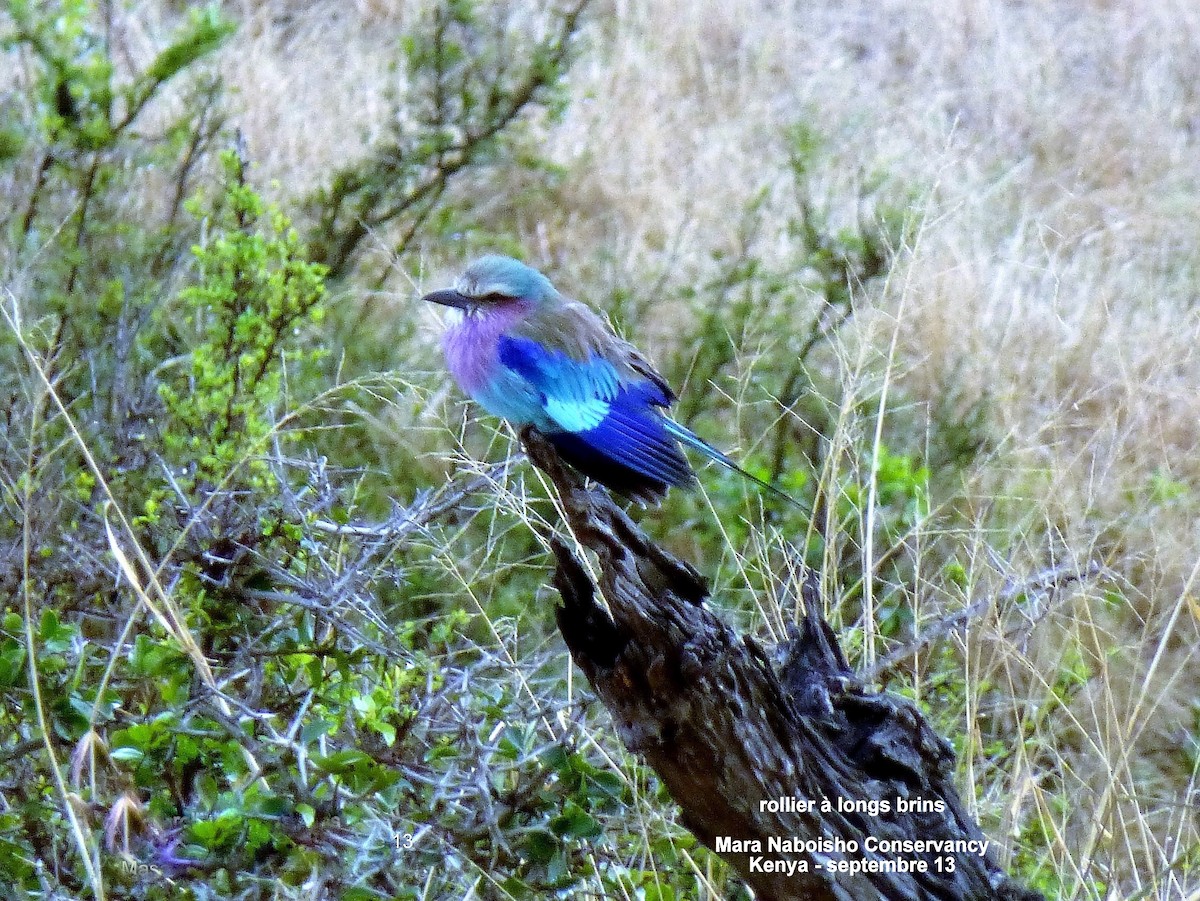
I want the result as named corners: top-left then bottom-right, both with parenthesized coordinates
top-left (522, 430), bottom-right (1045, 901)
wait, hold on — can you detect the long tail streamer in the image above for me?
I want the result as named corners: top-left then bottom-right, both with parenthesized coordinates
top-left (661, 419), bottom-right (808, 512)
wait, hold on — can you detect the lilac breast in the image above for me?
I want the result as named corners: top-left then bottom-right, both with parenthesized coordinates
top-left (441, 301), bottom-right (531, 393)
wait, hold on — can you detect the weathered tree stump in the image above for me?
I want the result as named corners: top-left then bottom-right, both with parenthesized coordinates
top-left (523, 431), bottom-right (1045, 901)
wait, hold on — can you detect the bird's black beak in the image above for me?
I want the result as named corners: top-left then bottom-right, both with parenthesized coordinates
top-left (422, 289), bottom-right (471, 310)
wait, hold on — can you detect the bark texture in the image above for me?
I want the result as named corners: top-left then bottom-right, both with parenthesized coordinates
top-left (523, 430), bottom-right (1044, 901)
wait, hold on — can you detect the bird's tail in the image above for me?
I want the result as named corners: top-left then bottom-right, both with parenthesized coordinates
top-left (662, 418), bottom-right (808, 512)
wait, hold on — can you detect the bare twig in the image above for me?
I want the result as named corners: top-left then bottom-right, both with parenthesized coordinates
top-left (862, 560), bottom-right (1105, 684)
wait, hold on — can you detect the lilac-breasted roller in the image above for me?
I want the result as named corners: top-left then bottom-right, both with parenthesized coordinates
top-left (424, 255), bottom-right (795, 505)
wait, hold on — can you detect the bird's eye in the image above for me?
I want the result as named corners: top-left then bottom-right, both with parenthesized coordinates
top-left (478, 292), bottom-right (511, 304)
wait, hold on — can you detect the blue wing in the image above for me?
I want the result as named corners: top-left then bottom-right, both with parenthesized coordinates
top-left (498, 335), bottom-right (694, 493)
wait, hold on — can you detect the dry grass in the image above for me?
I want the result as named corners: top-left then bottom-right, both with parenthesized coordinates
top-left (72, 0), bottom-right (1200, 896)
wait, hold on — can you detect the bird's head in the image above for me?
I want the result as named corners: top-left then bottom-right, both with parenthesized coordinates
top-left (422, 255), bottom-right (557, 317)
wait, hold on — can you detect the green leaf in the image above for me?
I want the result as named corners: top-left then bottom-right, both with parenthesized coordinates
top-left (586, 770), bottom-right (624, 802)
top-left (295, 803), bottom-right (315, 828)
top-left (39, 609), bottom-right (75, 653)
top-left (523, 829), bottom-right (557, 865)
top-left (551, 801), bottom-right (601, 840)
top-left (0, 641), bottom-right (27, 688)
top-left (372, 722), bottom-right (396, 746)
top-left (0, 123), bottom-right (25, 162)
top-left (111, 747), bottom-right (145, 764)
top-left (146, 7), bottom-right (236, 84)
top-left (314, 750), bottom-right (372, 776)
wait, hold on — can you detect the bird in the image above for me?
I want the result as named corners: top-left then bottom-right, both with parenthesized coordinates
top-left (423, 254), bottom-right (800, 507)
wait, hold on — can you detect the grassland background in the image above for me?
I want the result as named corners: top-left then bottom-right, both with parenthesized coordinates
top-left (3, 0), bottom-right (1200, 898)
